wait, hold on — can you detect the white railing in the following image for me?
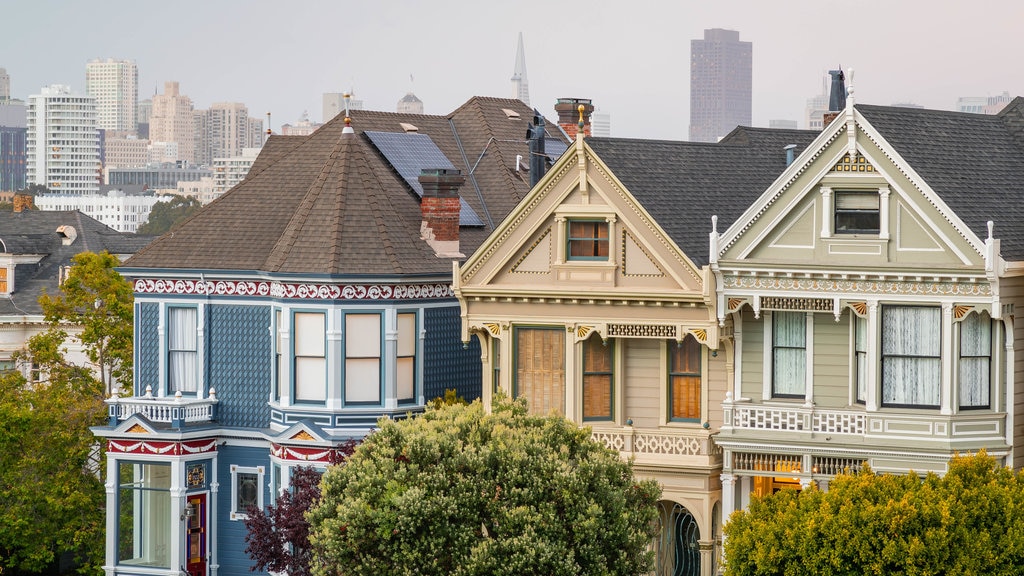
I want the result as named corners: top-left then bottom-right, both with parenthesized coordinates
top-left (591, 427), bottom-right (721, 459)
top-left (723, 396), bottom-right (865, 435)
top-left (106, 387), bottom-right (218, 424)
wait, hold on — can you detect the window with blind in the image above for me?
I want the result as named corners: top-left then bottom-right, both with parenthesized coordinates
top-left (397, 312), bottom-right (416, 404)
top-left (294, 312), bottom-right (326, 403)
top-left (834, 191), bottom-right (880, 234)
top-left (669, 336), bottom-right (701, 422)
top-left (168, 306), bottom-right (197, 394)
top-left (882, 306), bottom-right (940, 408)
top-left (959, 311), bottom-right (992, 409)
top-left (772, 312), bottom-right (806, 398)
top-left (345, 313), bottom-right (381, 404)
top-left (567, 220), bottom-right (609, 260)
top-left (514, 327), bottom-right (565, 415)
top-left (582, 334), bottom-right (613, 421)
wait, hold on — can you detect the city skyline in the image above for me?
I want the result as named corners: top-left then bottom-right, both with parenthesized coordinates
top-left (1, 0), bottom-right (1022, 140)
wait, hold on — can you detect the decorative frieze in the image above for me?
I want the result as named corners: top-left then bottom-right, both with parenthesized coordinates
top-left (607, 323), bottom-right (676, 338)
top-left (107, 438), bottom-right (217, 456)
top-left (721, 274), bottom-right (991, 297)
top-left (761, 297), bottom-right (833, 312)
top-left (134, 278), bottom-right (455, 301)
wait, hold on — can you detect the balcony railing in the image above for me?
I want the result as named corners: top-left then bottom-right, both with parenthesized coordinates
top-left (591, 426), bottom-right (721, 467)
top-left (106, 387), bottom-right (218, 429)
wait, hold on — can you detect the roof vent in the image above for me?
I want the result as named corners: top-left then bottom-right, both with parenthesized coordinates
top-left (400, 122), bottom-right (419, 132)
top-left (56, 225), bottom-right (77, 246)
top-left (502, 108), bottom-right (521, 119)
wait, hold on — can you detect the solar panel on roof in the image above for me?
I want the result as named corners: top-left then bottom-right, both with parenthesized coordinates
top-left (544, 139), bottom-right (569, 163)
top-left (364, 130), bottom-right (483, 226)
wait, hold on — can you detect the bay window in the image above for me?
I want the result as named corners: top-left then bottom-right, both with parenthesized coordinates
top-left (669, 336), bottom-right (701, 422)
top-left (514, 327), bottom-right (565, 415)
top-left (117, 462), bottom-right (171, 568)
top-left (882, 306), bottom-right (940, 408)
top-left (397, 312), bottom-right (416, 404)
top-left (959, 311), bottom-right (992, 409)
top-left (345, 313), bottom-right (381, 404)
top-left (168, 306), bottom-right (197, 394)
top-left (582, 334), bottom-right (613, 421)
top-left (772, 312), bottom-right (806, 398)
top-left (294, 312), bottom-right (326, 403)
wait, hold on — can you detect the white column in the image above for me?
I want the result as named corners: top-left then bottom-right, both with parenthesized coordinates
top-left (327, 309), bottom-right (342, 410)
top-left (819, 187), bottom-right (833, 238)
top-left (878, 186), bottom-right (891, 241)
top-left (941, 303), bottom-right (953, 415)
top-left (762, 312), bottom-right (772, 400)
top-left (103, 454), bottom-right (117, 576)
top-left (804, 312), bottom-right (814, 406)
top-left (170, 459), bottom-right (186, 574)
top-left (866, 302), bottom-right (879, 411)
top-left (732, 313), bottom-right (744, 401)
top-left (720, 473), bottom-right (737, 521)
top-left (383, 309), bottom-right (398, 409)
top-left (564, 326), bottom-right (576, 420)
top-left (209, 456), bottom-right (219, 576)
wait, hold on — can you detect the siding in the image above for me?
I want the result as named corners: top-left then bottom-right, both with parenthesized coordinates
top-left (215, 444), bottom-right (270, 576)
top-left (706, 352), bottom-right (728, 429)
top-left (623, 339), bottom-right (661, 428)
top-left (1007, 276), bottom-right (1024, 470)
top-left (423, 305), bottom-right (482, 403)
top-left (739, 309), bottom-right (764, 402)
top-left (812, 313), bottom-right (853, 408)
top-left (208, 304), bottom-right (271, 428)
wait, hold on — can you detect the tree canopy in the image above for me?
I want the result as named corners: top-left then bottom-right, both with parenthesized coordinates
top-left (723, 451), bottom-right (1024, 576)
top-left (137, 194), bottom-right (203, 235)
top-left (307, 397), bottom-right (661, 576)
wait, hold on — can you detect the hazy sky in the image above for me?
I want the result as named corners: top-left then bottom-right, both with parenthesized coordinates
top-left (2, 0), bottom-right (1022, 140)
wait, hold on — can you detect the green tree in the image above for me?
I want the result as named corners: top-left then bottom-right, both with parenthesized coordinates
top-left (307, 396), bottom-right (662, 576)
top-left (723, 451), bottom-right (1024, 576)
top-left (137, 194), bottom-right (203, 235)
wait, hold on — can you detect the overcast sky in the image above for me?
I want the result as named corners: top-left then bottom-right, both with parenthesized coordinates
top-left (2, 0), bottom-right (1021, 140)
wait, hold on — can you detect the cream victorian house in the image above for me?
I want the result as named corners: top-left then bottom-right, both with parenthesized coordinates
top-left (712, 79), bottom-right (1024, 518)
top-left (455, 118), bottom-right (816, 576)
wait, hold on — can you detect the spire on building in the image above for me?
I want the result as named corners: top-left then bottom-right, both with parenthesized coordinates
top-left (511, 32), bottom-right (530, 106)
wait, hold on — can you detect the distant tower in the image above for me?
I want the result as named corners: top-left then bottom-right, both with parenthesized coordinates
top-left (397, 92), bottom-right (424, 114)
top-left (85, 59), bottom-right (138, 133)
top-left (511, 32), bottom-right (530, 106)
top-left (27, 85), bottom-right (100, 194)
top-left (149, 81), bottom-right (195, 164)
top-left (689, 28), bottom-right (752, 142)
top-left (0, 68), bottom-right (9, 101)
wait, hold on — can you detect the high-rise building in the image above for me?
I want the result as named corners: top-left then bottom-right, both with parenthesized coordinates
top-left (591, 111), bottom-right (611, 137)
top-left (193, 103), bottom-right (263, 167)
top-left (511, 32), bottom-right (530, 106)
top-left (149, 81), bottom-right (195, 164)
top-left (0, 100), bottom-right (27, 193)
top-left (957, 92), bottom-right (1012, 115)
top-left (104, 135), bottom-right (149, 168)
top-left (137, 98), bottom-right (152, 139)
top-left (85, 59), bottom-right (138, 134)
top-left (323, 92), bottom-right (364, 122)
top-left (0, 68), bottom-right (10, 102)
top-left (689, 28), bottom-right (752, 143)
top-left (27, 85), bottom-right (100, 195)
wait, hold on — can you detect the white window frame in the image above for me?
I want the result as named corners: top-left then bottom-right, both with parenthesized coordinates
top-left (344, 312), bottom-right (382, 405)
top-left (959, 311), bottom-right (992, 410)
top-left (293, 311), bottom-right (327, 404)
top-left (763, 311), bottom-right (812, 402)
top-left (881, 305), bottom-right (941, 408)
top-left (397, 312), bottom-right (417, 404)
top-left (229, 464), bottom-right (264, 521)
top-left (167, 306), bottom-right (198, 395)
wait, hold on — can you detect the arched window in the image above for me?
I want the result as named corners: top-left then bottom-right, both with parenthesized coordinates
top-left (654, 501), bottom-right (700, 576)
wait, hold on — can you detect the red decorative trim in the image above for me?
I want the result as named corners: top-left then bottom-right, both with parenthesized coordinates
top-left (108, 438), bottom-right (218, 455)
top-left (270, 443), bottom-right (338, 463)
top-left (134, 279), bottom-right (454, 300)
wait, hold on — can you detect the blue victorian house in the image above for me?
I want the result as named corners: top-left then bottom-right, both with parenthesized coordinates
top-left (92, 97), bottom-right (568, 576)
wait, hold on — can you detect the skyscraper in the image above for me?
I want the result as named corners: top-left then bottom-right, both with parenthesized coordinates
top-left (511, 32), bottom-right (530, 106)
top-left (0, 68), bottom-right (10, 102)
top-left (193, 102), bottom-right (263, 167)
top-left (689, 28), bottom-right (752, 143)
top-left (27, 85), bottom-right (100, 194)
top-left (149, 81), bottom-right (195, 164)
top-left (85, 59), bottom-right (138, 133)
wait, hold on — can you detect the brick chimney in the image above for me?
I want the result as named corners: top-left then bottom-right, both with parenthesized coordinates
top-left (419, 168), bottom-right (465, 257)
top-left (13, 193), bottom-right (33, 212)
top-left (555, 98), bottom-right (594, 139)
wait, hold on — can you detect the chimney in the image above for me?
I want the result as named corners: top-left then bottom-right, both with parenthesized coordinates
top-left (822, 69), bottom-right (846, 127)
top-left (527, 110), bottom-right (547, 188)
top-left (784, 144), bottom-right (797, 166)
top-left (555, 98), bottom-right (594, 139)
top-left (13, 193), bottom-right (33, 212)
top-left (419, 168), bottom-right (466, 257)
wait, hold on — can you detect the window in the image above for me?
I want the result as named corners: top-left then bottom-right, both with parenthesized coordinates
top-left (567, 220), bottom-right (609, 260)
top-left (514, 327), bottom-right (565, 415)
top-left (168, 307), bottom-right (197, 394)
top-left (834, 191), bottom-right (880, 234)
top-left (772, 312), bottom-right (806, 398)
top-left (230, 464), bottom-right (264, 520)
top-left (397, 313), bottom-right (416, 404)
top-left (960, 311), bottom-right (992, 409)
top-left (492, 339), bottom-right (501, 393)
top-left (345, 313), bottom-right (381, 404)
top-left (273, 310), bottom-right (282, 402)
top-left (855, 315), bottom-right (868, 403)
top-left (582, 334), bottom-right (613, 421)
top-left (117, 462), bottom-right (171, 568)
top-left (669, 336), bottom-right (701, 421)
top-left (882, 306), bottom-right (940, 407)
top-left (294, 312), bottom-right (326, 403)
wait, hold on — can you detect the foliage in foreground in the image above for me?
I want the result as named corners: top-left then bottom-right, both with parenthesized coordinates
top-left (724, 451), bottom-right (1024, 576)
top-left (307, 396), bottom-right (661, 576)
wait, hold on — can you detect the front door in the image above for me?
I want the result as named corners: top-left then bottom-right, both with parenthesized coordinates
top-left (185, 493), bottom-right (207, 576)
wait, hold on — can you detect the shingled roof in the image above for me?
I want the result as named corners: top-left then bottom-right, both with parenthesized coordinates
top-left (587, 126), bottom-right (819, 267)
top-left (122, 97), bottom-right (569, 277)
top-left (0, 210), bottom-right (153, 316)
top-left (857, 98), bottom-right (1024, 259)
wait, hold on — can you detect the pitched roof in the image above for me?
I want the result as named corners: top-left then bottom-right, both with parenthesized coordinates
top-left (0, 210), bottom-right (153, 316)
top-left (123, 97), bottom-right (569, 277)
top-left (587, 127), bottom-right (819, 267)
top-left (857, 98), bottom-right (1024, 259)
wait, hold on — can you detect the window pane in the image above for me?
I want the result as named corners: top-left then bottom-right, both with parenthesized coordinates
top-left (882, 306), bottom-right (941, 407)
top-left (856, 316), bottom-right (868, 402)
top-left (773, 312), bottom-right (806, 397)
top-left (835, 192), bottom-right (879, 210)
top-left (669, 337), bottom-right (701, 421)
top-left (345, 358), bottom-right (381, 403)
top-left (236, 472), bottom-right (259, 512)
top-left (568, 220), bottom-right (609, 259)
top-left (294, 312), bottom-right (325, 356)
top-left (346, 314), bottom-right (381, 357)
top-left (397, 357), bottom-right (414, 401)
top-left (960, 312), bottom-right (991, 408)
top-left (515, 328), bottom-right (565, 415)
top-left (398, 313), bottom-right (416, 356)
top-left (583, 336), bottom-right (612, 420)
top-left (295, 357), bottom-right (326, 401)
top-left (168, 307), bottom-right (197, 393)
top-left (117, 463), bottom-right (171, 569)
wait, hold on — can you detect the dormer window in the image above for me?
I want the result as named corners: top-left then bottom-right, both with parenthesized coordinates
top-left (567, 220), bottom-right (609, 260)
top-left (834, 191), bottom-right (880, 234)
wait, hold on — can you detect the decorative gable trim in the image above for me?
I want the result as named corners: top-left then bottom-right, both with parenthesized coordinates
top-left (134, 279), bottom-right (455, 300)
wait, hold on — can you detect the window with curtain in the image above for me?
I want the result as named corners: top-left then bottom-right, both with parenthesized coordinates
top-left (514, 327), bottom-right (565, 415)
top-left (567, 220), bottom-right (609, 260)
top-left (345, 313), bottom-right (381, 404)
top-left (397, 313), bottom-right (416, 404)
top-left (855, 315), bottom-right (868, 403)
top-left (882, 306), bottom-right (940, 407)
top-left (294, 312), bottom-right (326, 403)
top-left (834, 191), bottom-right (880, 234)
top-left (582, 334), bottom-right (613, 421)
top-left (959, 311), bottom-right (992, 409)
top-left (669, 336), bottom-right (701, 421)
top-left (772, 312), bottom-right (806, 398)
top-left (168, 307), bottom-right (197, 394)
